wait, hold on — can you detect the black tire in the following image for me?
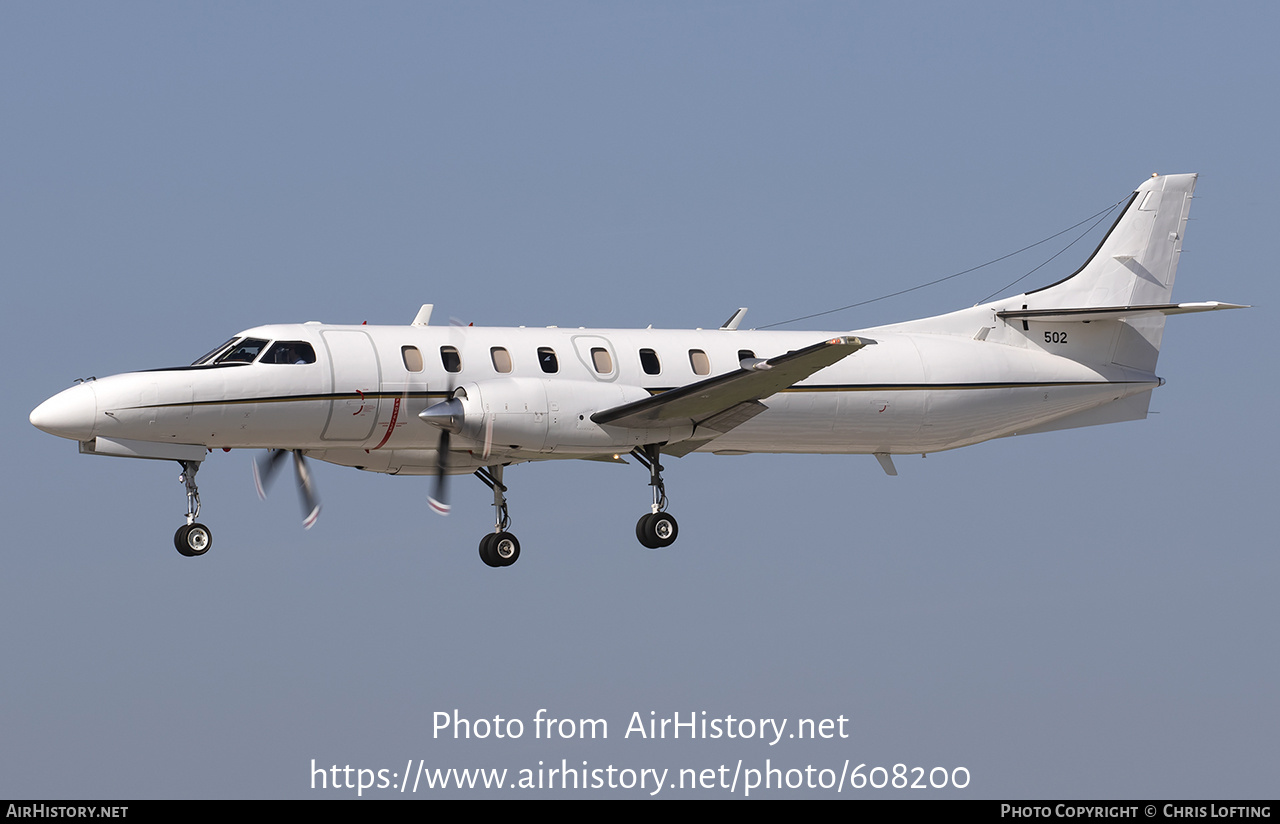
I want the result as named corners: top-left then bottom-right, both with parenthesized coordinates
top-left (174, 525), bottom-right (193, 556)
top-left (175, 523), bottom-right (212, 557)
top-left (479, 533), bottom-right (501, 567)
top-left (636, 513), bottom-right (658, 549)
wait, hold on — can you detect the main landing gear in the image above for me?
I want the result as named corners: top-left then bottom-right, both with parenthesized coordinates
top-left (475, 465), bottom-right (520, 568)
top-left (633, 445), bottom-right (678, 549)
top-left (174, 459), bottom-right (213, 557)
top-left (466, 447), bottom-right (680, 567)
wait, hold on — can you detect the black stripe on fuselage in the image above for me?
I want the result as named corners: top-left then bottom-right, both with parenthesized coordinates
top-left (138, 363), bottom-right (252, 373)
top-left (127, 380), bottom-right (1152, 411)
top-left (143, 390), bottom-right (449, 409)
top-left (642, 380), bottom-right (1151, 396)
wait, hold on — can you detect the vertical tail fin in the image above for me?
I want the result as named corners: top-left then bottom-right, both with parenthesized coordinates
top-left (1021, 173), bottom-right (1198, 371)
top-left (1027, 172), bottom-right (1196, 307)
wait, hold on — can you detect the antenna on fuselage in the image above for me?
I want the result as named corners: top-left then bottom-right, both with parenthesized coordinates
top-left (720, 308), bottom-right (748, 330)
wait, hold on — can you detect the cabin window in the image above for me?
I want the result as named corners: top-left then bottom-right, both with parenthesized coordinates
top-left (401, 345), bottom-right (424, 372)
top-left (440, 346), bottom-right (461, 373)
top-left (639, 348), bottom-right (661, 375)
top-left (491, 347), bottom-right (513, 373)
top-left (689, 349), bottom-right (710, 376)
top-left (591, 347), bottom-right (613, 374)
top-left (261, 341), bottom-right (317, 364)
top-left (538, 347), bottom-right (559, 373)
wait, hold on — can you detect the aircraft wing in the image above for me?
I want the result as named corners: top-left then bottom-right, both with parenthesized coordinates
top-left (591, 336), bottom-right (871, 434)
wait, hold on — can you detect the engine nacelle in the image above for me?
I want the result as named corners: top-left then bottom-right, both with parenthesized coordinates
top-left (451, 378), bottom-right (690, 454)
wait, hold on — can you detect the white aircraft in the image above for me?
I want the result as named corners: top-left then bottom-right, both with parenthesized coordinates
top-left (31, 173), bottom-right (1244, 567)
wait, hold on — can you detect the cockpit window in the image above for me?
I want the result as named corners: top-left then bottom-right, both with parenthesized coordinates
top-left (261, 341), bottom-right (317, 364)
top-left (218, 338), bottom-right (269, 363)
top-left (192, 337), bottom-right (269, 365)
top-left (192, 337), bottom-right (239, 365)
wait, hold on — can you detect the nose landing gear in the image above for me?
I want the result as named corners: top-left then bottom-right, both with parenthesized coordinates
top-left (174, 460), bottom-right (212, 557)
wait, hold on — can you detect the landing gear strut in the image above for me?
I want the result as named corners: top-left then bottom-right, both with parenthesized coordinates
top-left (475, 465), bottom-right (519, 567)
top-left (633, 445), bottom-right (678, 549)
top-left (174, 459), bottom-right (212, 557)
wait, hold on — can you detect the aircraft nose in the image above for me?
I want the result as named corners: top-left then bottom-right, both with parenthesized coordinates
top-left (30, 382), bottom-right (98, 441)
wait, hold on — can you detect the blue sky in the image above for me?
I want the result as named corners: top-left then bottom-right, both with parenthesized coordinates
top-left (3, 2), bottom-right (1276, 798)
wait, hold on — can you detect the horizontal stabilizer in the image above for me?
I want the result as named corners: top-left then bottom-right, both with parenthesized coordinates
top-left (593, 336), bottom-right (871, 431)
top-left (996, 301), bottom-right (1248, 323)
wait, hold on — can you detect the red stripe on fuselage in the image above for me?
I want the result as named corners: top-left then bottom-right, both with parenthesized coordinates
top-left (371, 396), bottom-right (401, 450)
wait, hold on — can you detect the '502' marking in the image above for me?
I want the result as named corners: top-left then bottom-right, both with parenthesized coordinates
top-left (1044, 331), bottom-right (1068, 344)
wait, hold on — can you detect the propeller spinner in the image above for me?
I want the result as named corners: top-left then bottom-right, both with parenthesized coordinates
top-left (419, 396), bottom-right (463, 516)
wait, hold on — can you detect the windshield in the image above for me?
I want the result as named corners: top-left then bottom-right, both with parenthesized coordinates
top-left (192, 337), bottom-right (238, 365)
top-left (192, 337), bottom-right (269, 365)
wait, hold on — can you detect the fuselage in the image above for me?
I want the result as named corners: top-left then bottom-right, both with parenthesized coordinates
top-left (30, 314), bottom-right (1160, 476)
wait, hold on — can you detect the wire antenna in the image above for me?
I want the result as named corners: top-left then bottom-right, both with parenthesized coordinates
top-left (757, 196), bottom-right (1128, 330)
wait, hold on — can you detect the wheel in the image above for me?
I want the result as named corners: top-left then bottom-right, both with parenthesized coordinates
top-left (492, 532), bottom-right (520, 566)
top-left (636, 513), bottom-right (658, 549)
top-left (479, 533), bottom-right (501, 567)
top-left (174, 523), bottom-right (212, 557)
top-left (649, 512), bottom-right (678, 548)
